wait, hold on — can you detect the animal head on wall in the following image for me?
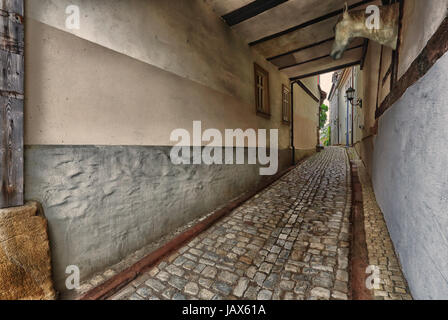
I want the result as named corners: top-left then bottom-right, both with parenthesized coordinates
top-left (330, 2), bottom-right (399, 60)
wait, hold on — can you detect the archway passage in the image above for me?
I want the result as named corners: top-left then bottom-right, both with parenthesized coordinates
top-left (208, 0), bottom-right (373, 80)
top-left (6, 0), bottom-right (448, 301)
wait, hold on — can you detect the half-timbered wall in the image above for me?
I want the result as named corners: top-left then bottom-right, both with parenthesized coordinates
top-left (357, 0), bottom-right (448, 299)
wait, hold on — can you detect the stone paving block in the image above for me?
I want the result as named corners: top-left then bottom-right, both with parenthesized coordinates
top-left (184, 282), bottom-right (199, 296)
top-left (257, 289), bottom-right (273, 300)
top-left (201, 266), bottom-right (217, 279)
top-left (213, 282), bottom-right (232, 295)
top-left (199, 288), bottom-right (215, 300)
top-left (168, 276), bottom-right (188, 291)
top-left (145, 279), bottom-right (165, 292)
top-left (233, 278), bottom-right (249, 298)
top-left (136, 286), bottom-right (153, 299)
top-left (166, 265), bottom-right (184, 277)
top-left (218, 271), bottom-right (239, 285)
top-left (128, 293), bottom-right (144, 300)
top-left (310, 287), bottom-right (331, 299)
top-left (155, 271), bottom-right (170, 282)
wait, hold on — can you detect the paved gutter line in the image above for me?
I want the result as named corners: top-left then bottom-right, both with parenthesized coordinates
top-left (349, 160), bottom-right (373, 300)
top-left (79, 159), bottom-right (308, 300)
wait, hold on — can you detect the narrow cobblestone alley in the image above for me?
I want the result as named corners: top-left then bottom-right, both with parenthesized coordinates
top-left (110, 147), bottom-right (352, 300)
top-left (4, 0), bottom-right (447, 303)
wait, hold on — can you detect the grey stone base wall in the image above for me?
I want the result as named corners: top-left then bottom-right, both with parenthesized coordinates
top-left (372, 52), bottom-right (448, 299)
top-left (24, 145), bottom-right (291, 293)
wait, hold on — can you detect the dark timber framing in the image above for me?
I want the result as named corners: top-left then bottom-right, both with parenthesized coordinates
top-left (382, 64), bottom-right (392, 87)
top-left (360, 39), bottom-right (369, 70)
top-left (279, 44), bottom-right (364, 70)
top-left (290, 82), bottom-right (295, 165)
top-left (375, 46), bottom-right (384, 112)
top-left (267, 37), bottom-right (335, 61)
top-left (222, 0), bottom-right (288, 26)
top-left (249, 0), bottom-right (376, 46)
top-left (0, 0), bottom-right (24, 208)
top-left (390, 0), bottom-right (405, 90)
top-left (289, 61), bottom-right (361, 81)
top-left (376, 16), bottom-right (448, 119)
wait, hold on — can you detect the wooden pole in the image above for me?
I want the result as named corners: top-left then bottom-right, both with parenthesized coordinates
top-left (0, 0), bottom-right (24, 208)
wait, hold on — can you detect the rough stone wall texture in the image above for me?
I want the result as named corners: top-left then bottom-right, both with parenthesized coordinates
top-left (24, 145), bottom-right (291, 294)
top-left (372, 51), bottom-right (448, 299)
top-left (0, 202), bottom-right (56, 300)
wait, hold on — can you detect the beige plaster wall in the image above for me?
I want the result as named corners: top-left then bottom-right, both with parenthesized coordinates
top-left (357, 40), bottom-right (382, 175)
top-left (293, 79), bottom-right (319, 152)
top-left (25, 0), bottom-right (291, 148)
top-left (398, 0), bottom-right (448, 79)
top-left (357, 0), bottom-right (448, 175)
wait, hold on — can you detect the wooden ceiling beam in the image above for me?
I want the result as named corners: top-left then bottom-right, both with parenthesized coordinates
top-left (222, 0), bottom-right (288, 26)
top-left (289, 61), bottom-right (361, 81)
top-left (279, 44), bottom-right (364, 70)
top-left (249, 0), bottom-right (377, 46)
top-left (267, 37), bottom-right (335, 61)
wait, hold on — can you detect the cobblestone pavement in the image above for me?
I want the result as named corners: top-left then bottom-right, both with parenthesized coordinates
top-left (354, 159), bottom-right (412, 300)
top-left (110, 147), bottom-right (352, 300)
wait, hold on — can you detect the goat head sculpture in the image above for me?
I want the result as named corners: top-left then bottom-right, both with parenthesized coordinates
top-left (331, 2), bottom-right (399, 60)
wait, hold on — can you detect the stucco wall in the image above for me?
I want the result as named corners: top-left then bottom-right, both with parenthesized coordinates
top-left (25, 0), bottom-right (292, 148)
top-left (372, 51), bottom-right (448, 300)
top-left (26, 0), bottom-right (273, 106)
top-left (398, 0), bottom-right (448, 79)
top-left (293, 79), bottom-right (319, 154)
top-left (357, 41), bottom-right (382, 175)
top-left (329, 91), bottom-right (339, 146)
top-left (23, 0), bottom-right (307, 294)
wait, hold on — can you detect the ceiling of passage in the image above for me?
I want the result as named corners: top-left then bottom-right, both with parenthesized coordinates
top-left (206, 0), bottom-right (382, 80)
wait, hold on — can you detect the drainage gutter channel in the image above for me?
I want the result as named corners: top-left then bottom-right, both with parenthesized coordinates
top-left (349, 160), bottom-right (373, 300)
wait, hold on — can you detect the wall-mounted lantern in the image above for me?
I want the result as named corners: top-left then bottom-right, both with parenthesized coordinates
top-left (346, 87), bottom-right (362, 108)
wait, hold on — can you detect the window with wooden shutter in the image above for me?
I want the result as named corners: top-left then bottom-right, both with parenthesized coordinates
top-left (254, 63), bottom-right (270, 117)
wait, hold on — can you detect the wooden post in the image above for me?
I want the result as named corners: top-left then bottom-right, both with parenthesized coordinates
top-left (0, 0), bottom-right (24, 208)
